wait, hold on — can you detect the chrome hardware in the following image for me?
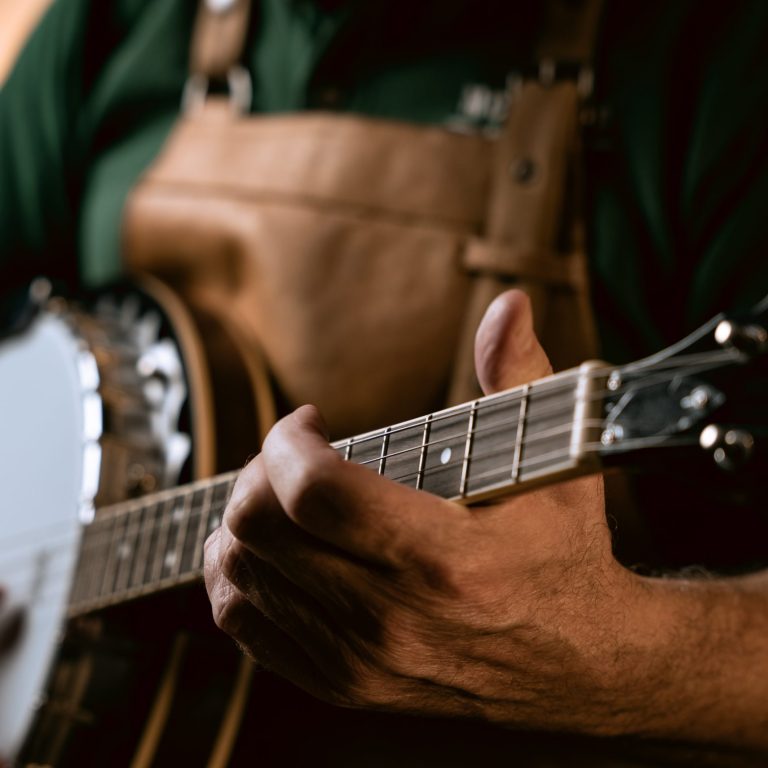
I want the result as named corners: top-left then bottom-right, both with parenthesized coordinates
top-left (601, 373), bottom-right (725, 455)
top-left (606, 370), bottom-right (622, 391)
top-left (206, 0), bottom-right (237, 11)
top-left (538, 58), bottom-right (556, 87)
top-left (182, 65), bottom-right (252, 115)
top-left (86, 292), bottom-right (192, 504)
top-left (714, 319), bottom-right (768, 355)
top-left (600, 424), bottom-right (624, 446)
top-left (699, 425), bottom-right (755, 471)
top-left (680, 385), bottom-right (711, 411)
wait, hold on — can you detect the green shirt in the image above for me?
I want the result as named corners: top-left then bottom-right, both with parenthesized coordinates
top-left (2, 0), bottom-right (767, 364)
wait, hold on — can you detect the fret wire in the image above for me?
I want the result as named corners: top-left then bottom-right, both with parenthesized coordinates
top-left (75, 523), bottom-right (103, 603)
top-left (416, 414), bottom-right (432, 490)
top-left (388, 418), bottom-right (605, 489)
top-left (471, 446), bottom-right (579, 486)
top-left (169, 490), bottom-right (193, 579)
top-left (344, 438), bottom-right (353, 461)
top-left (99, 513), bottom-right (126, 600)
top-left (131, 501), bottom-right (157, 590)
top-left (378, 427), bottom-right (391, 476)
top-left (332, 374), bottom-right (580, 453)
top-left (85, 521), bottom-right (111, 602)
top-left (202, 475), bottom-right (235, 540)
top-left (442, 441), bottom-right (594, 494)
top-left (459, 401), bottom-right (478, 497)
top-left (69, 552), bottom-right (85, 606)
top-left (150, 498), bottom-right (175, 585)
top-left (511, 384), bottom-right (529, 483)
top-left (331, 350), bottom-right (729, 457)
top-left (353, 399), bottom-right (577, 472)
top-left (92, 470), bottom-right (239, 524)
top-left (71, 531), bottom-right (94, 604)
top-left (71, 487), bottom-right (225, 608)
top-left (191, 483), bottom-right (216, 574)
top-left (114, 504), bottom-right (142, 594)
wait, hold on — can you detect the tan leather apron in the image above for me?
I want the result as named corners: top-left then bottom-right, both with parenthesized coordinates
top-left (118, 4), bottom-right (620, 766)
top-left (122, 0), bottom-right (603, 444)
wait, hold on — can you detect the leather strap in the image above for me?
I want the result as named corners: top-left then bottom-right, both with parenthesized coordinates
top-left (186, 0), bottom-right (603, 412)
top-left (537, 0), bottom-right (605, 63)
top-left (464, 240), bottom-right (588, 289)
top-left (190, 0), bottom-right (252, 79)
top-left (447, 0), bottom-right (604, 405)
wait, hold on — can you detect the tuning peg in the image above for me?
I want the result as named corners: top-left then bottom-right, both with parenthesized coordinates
top-left (714, 319), bottom-right (768, 356)
top-left (699, 424), bottom-right (755, 471)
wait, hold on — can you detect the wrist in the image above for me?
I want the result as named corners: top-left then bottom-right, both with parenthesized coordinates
top-left (598, 569), bottom-right (768, 749)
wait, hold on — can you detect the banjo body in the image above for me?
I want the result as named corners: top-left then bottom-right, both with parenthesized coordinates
top-left (0, 283), bottom-right (260, 766)
top-left (0, 305), bottom-right (97, 758)
top-left (1, 279), bottom-right (765, 766)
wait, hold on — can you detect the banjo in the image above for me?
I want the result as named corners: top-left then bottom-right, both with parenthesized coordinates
top-left (0, 278), bottom-right (265, 766)
top-left (1, 282), bottom-right (766, 765)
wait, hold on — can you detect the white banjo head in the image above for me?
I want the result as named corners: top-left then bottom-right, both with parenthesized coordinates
top-left (0, 309), bottom-right (99, 759)
top-left (0, 287), bottom-right (192, 762)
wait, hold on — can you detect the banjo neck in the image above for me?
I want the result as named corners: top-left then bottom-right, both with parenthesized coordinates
top-left (68, 361), bottom-right (606, 617)
top-left (70, 288), bottom-right (768, 618)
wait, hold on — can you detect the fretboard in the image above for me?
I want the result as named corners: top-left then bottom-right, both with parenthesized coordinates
top-left (68, 363), bottom-right (604, 617)
top-left (68, 473), bottom-right (238, 617)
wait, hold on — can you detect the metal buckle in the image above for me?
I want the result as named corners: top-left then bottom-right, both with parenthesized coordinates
top-left (206, 0), bottom-right (238, 12)
top-left (181, 65), bottom-right (253, 115)
top-left (536, 59), bottom-right (595, 99)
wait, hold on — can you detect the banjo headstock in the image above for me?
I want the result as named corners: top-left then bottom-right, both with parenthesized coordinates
top-left (596, 296), bottom-right (768, 475)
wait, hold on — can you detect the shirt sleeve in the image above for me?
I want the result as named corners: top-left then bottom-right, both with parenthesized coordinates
top-left (0, 0), bottom-right (95, 294)
top-left (589, 1), bottom-right (768, 362)
top-left (682, 3), bottom-right (768, 323)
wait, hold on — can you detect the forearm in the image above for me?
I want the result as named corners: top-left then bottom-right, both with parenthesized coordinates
top-left (605, 570), bottom-right (768, 750)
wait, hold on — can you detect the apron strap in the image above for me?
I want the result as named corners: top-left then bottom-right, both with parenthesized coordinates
top-left (190, 0), bottom-right (253, 80)
top-left (186, 0), bottom-right (604, 402)
top-left (447, 0), bottom-right (604, 405)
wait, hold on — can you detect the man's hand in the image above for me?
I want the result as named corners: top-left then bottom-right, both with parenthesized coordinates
top-left (204, 290), bottom-right (768, 749)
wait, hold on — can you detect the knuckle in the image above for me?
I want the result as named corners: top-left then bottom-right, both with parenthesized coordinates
top-left (210, 581), bottom-right (247, 637)
top-left (218, 537), bottom-right (251, 589)
top-left (223, 492), bottom-right (251, 542)
top-left (223, 461), bottom-right (264, 541)
top-left (286, 452), bottom-right (342, 520)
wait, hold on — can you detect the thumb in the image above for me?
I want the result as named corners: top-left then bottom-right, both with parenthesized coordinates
top-left (474, 290), bottom-right (553, 395)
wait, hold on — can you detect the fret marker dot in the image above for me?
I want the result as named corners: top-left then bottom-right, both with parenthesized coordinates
top-left (440, 447), bottom-right (452, 465)
top-left (164, 552), bottom-right (177, 570)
